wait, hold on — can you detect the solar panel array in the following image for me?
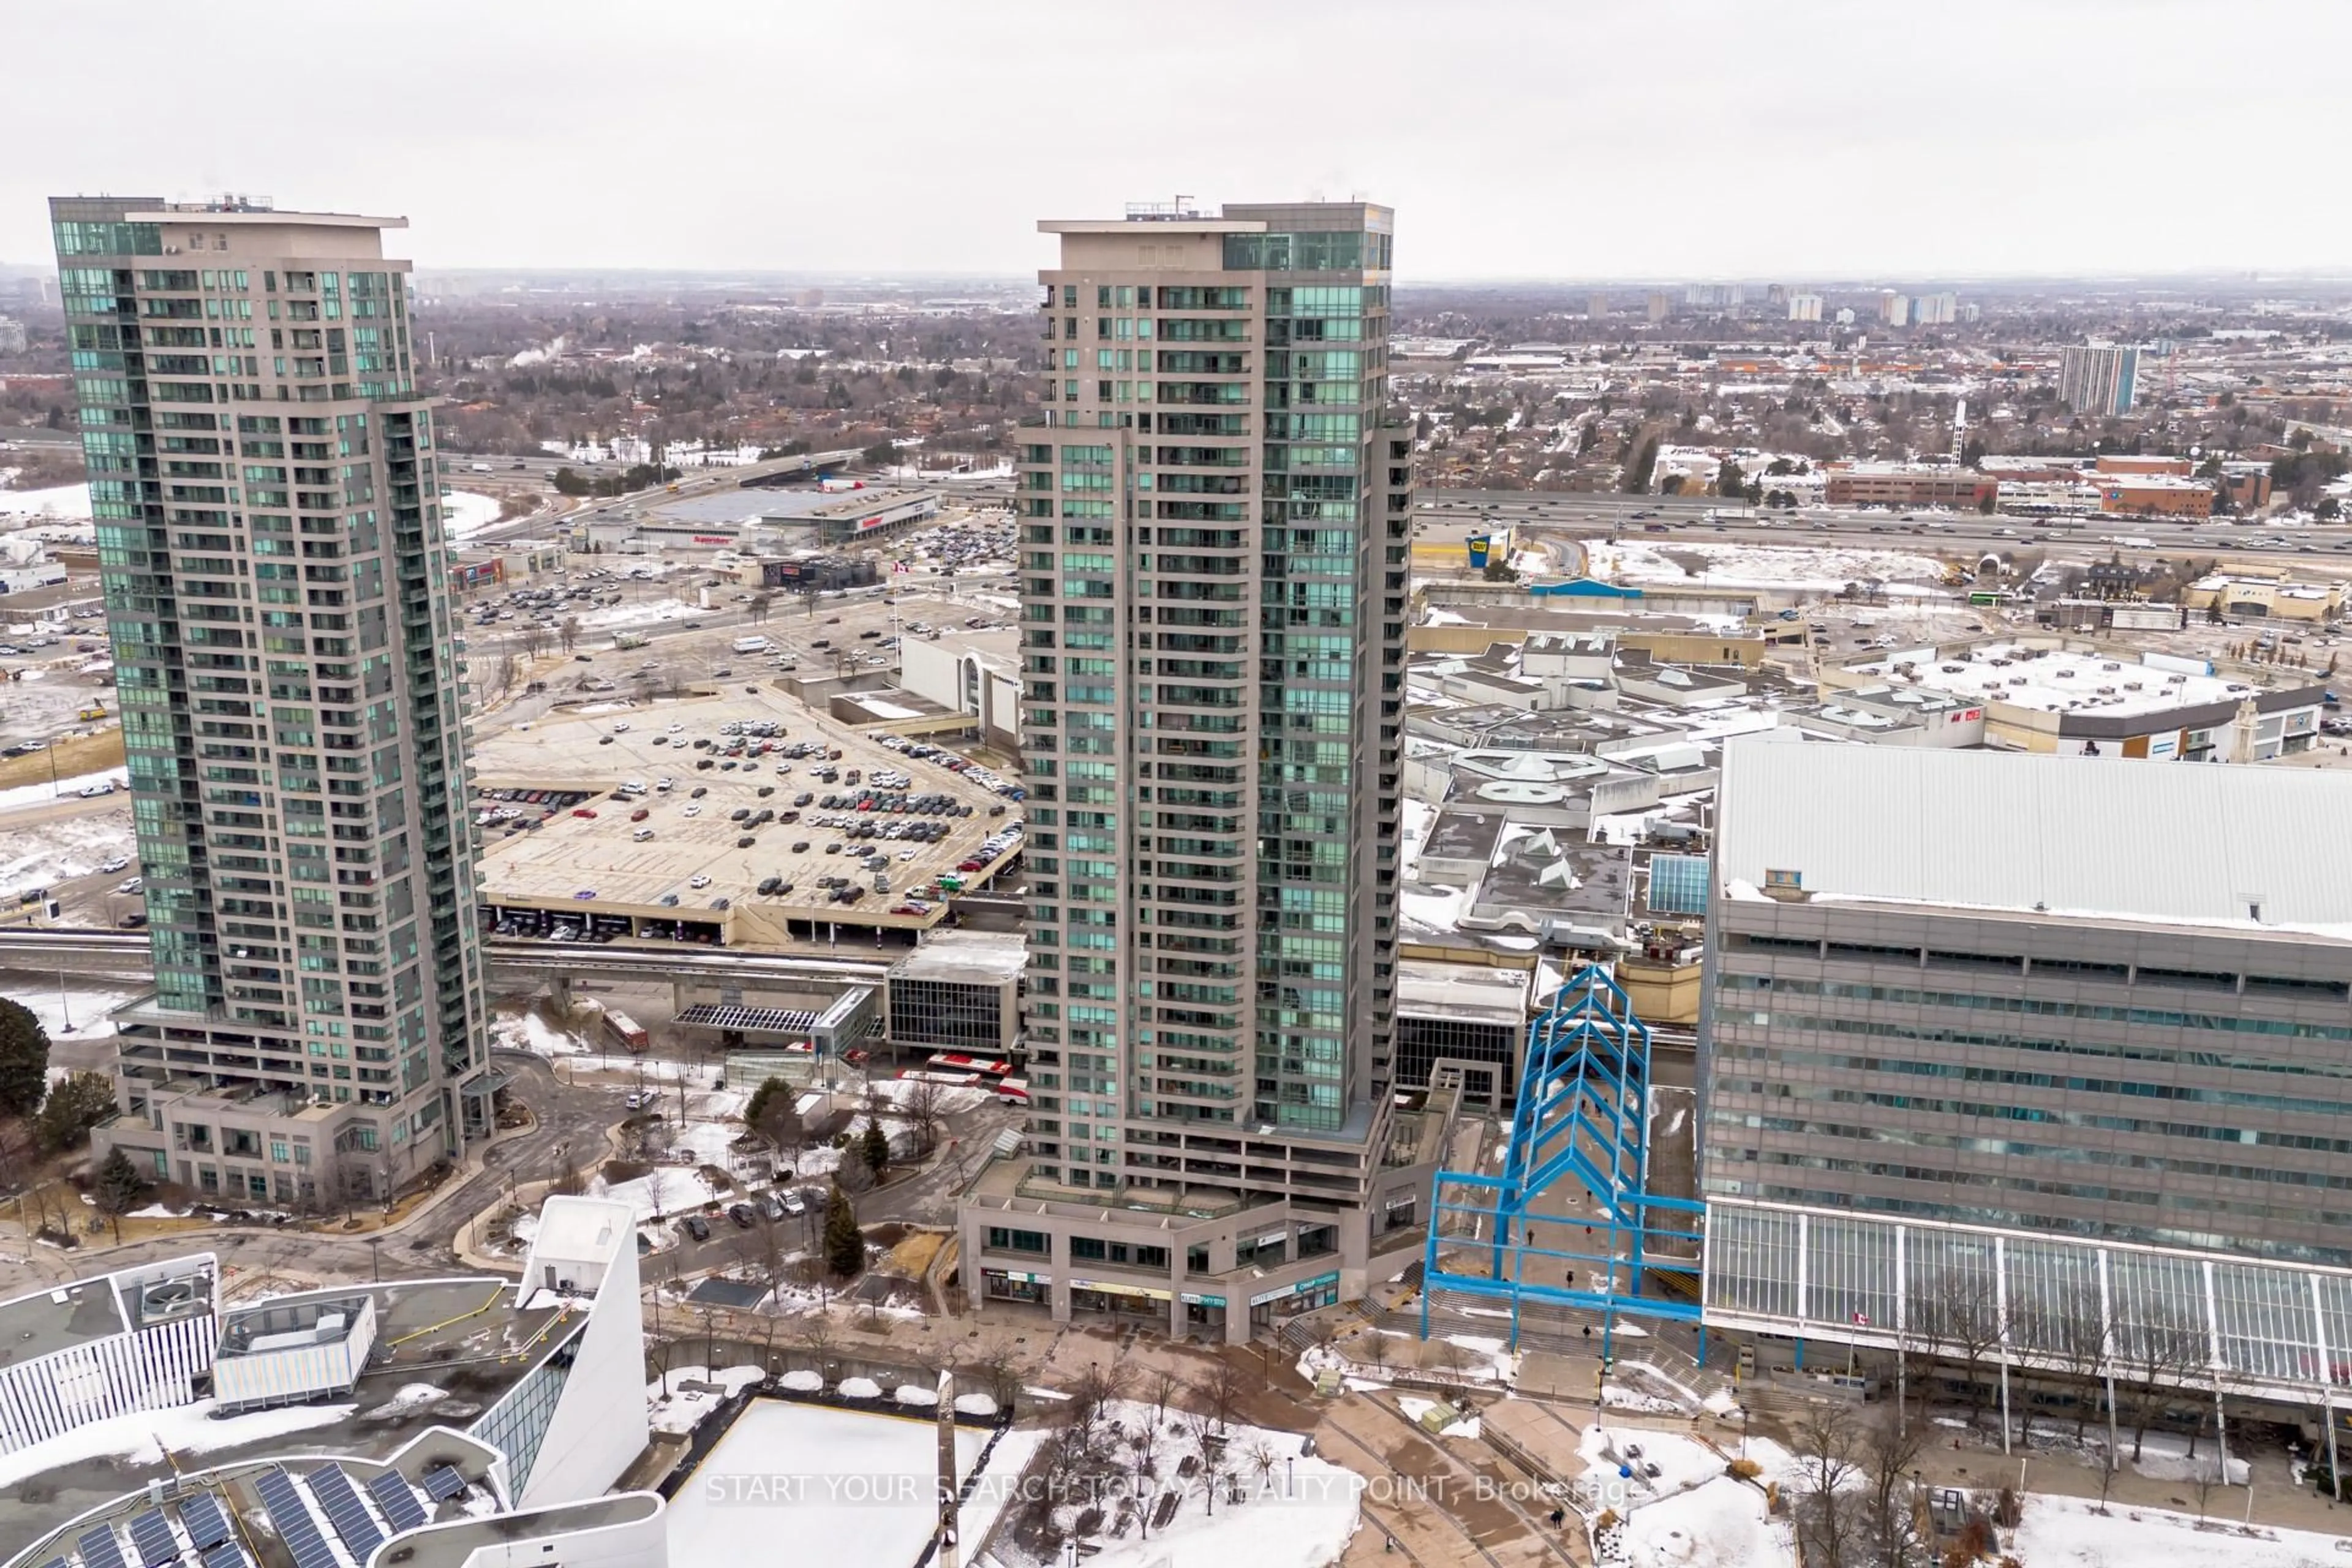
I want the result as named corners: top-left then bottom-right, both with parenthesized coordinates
top-left (307, 1465), bottom-right (384, 1565)
top-left (254, 1472), bottom-right (335, 1568)
top-left (78, 1527), bottom-right (127, 1568)
top-left (364, 1471), bottom-right (428, 1535)
top-left (127, 1512), bottom-right (177, 1568)
top-left (179, 1494), bottom-right (232, 1554)
top-left (199, 1547), bottom-right (251, 1568)
top-left (421, 1464), bottom-right (467, 1502)
top-left (34, 1558), bottom-right (68, 1568)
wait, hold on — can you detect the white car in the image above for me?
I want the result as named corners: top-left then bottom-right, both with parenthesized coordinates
top-left (612, 722), bottom-right (630, 733)
top-left (668, 723), bottom-right (684, 734)
top-left (689, 874), bottom-right (711, 889)
top-left (78, 780), bottom-right (115, 798)
top-left (683, 804), bottom-right (701, 817)
top-left (115, 876), bottom-right (142, 894)
top-left (98, 856), bottom-right (130, 875)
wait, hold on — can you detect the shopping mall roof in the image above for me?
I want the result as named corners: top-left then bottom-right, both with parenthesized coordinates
top-left (1716, 737), bottom-right (2352, 939)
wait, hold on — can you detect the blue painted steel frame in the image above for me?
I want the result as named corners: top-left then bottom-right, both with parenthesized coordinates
top-left (1421, 965), bottom-right (1706, 1353)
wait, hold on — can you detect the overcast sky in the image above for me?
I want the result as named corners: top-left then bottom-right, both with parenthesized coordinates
top-left (8, 0), bottom-right (2348, 284)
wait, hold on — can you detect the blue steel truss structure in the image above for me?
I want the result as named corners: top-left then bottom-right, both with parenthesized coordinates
top-left (1422, 964), bottom-right (1706, 1351)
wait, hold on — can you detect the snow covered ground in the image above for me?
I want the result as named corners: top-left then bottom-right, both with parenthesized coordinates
top-left (2011, 1493), bottom-right (2345, 1568)
top-left (15, 985), bottom-right (138, 1043)
top-left (663, 1401), bottom-right (1019, 1568)
top-left (1016, 1398), bottom-right (1362, 1568)
top-left (0, 805), bottom-right (135, 894)
top-left (0, 481), bottom-right (93, 521)
top-left (591, 1164), bottom-right (726, 1224)
top-left (0, 1396), bottom-right (355, 1488)
top-left (0, 768), bottom-right (129, 815)
top-left (1616, 1476), bottom-right (1796, 1567)
top-left (441, 491), bottom-right (502, 541)
top-left (1583, 538), bottom-right (1950, 594)
top-left (647, 1363), bottom-right (767, 1435)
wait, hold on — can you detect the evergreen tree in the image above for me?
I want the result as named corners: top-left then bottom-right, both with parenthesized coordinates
top-left (1623, 434), bottom-right (1660, 494)
top-left (823, 1185), bottom-right (865, 1278)
top-left (861, 1120), bottom-right (889, 1177)
top-left (0, 997), bottom-right (49, 1118)
top-left (94, 1148), bottom-right (150, 1239)
top-left (744, 1076), bottom-right (790, 1131)
top-left (34, 1071), bottom-right (115, 1153)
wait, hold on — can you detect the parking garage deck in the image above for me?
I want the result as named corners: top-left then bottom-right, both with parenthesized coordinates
top-left (471, 687), bottom-right (1022, 947)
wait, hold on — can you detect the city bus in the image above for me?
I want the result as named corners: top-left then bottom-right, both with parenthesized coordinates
top-left (926, 1053), bottom-right (1012, 1079)
top-left (992, 1077), bottom-right (1030, 1107)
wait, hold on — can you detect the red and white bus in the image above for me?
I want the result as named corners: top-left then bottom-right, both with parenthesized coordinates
top-left (926, 1053), bottom-right (1012, 1079)
top-left (993, 1077), bottom-right (1030, 1107)
top-left (897, 1069), bottom-right (979, 1088)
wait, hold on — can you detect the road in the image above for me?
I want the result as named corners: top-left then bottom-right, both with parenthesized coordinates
top-left (449, 448), bottom-right (865, 551)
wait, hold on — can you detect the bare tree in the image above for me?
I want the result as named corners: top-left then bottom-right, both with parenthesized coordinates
top-left (521, 624), bottom-right (550, 660)
top-left (557, 616), bottom-right (581, 654)
top-left (899, 1072), bottom-right (947, 1158)
top-left (2044, 1278), bottom-right (2113, 1444)
top-left (1909, 1268), bottom-right (2007, 1423)
top-left (1863, 1404), bottom-right (1931, 1568)
top-left (1792, 1400), bottom-right (1869, 1568)
top-left (968, 1335), bottom-right (1025, 1412)
top-left (1145, 1368), bottom-right (1183, 1428)
top-left (2117, 1305), bottom-right (2207, 1463)
top-left (1192, 1360), bottom-right (1249, 1436)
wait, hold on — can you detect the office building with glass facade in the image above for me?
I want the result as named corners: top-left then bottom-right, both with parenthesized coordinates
top-left (51, 197), bottom-right (489, 1203)
top-left (1703, 738), bottom-right (2352, 1265)
top-left (958, 202), bottom-right (1433, 1339)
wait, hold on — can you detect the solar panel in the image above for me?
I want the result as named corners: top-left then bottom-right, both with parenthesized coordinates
top-left (364, 1472), bottom-right (428, 1535)
top-left (420, 1465), bottom-right (467, 1502)
top-left (179, 1495), bottom-right (232, 1553)
top-left (676, 1002), bottom-right (822, 1033)
top-left (199, 1548), bottom-right (249, 1568)
top-left (36, 1558), bottom-right (69, 1568)
top-left (254, 1474), bottom-right (333, 1568)
top-left (307, 1466), bottom-right (383, 1564)
top-left (78, 1527), bottom-right (128, 1568)
top-left (127, 1510), bottom-right (178, 1568)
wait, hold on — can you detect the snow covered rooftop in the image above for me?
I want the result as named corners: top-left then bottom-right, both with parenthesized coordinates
top-left (1849, 639), bottom-right (2282, 719)
top-left (1718, 737), bottom-right (2352, 939)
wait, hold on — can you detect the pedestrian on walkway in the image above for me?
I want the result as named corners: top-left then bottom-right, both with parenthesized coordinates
top-left (1548, 1506), bottom-right (1566, 1529)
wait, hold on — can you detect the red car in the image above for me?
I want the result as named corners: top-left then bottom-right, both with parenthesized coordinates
top-left (571, 808), bottom-right (598, 819)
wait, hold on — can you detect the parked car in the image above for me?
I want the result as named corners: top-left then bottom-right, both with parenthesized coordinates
top-left (682, 1215), bottom-right (710, 1242)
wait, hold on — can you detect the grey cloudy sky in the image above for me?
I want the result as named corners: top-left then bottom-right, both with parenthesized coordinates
top-left (8, 0), bottom-right (2348, 283)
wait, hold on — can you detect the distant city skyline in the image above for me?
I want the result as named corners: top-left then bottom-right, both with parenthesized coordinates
top-left (5, 0), bottom-right (2350, 282)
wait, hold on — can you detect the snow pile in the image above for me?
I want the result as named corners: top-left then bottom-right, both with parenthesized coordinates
top-left (2011, 1493), bottom-right (2337, 1568)
top-left (0, 768), bottom-right (129, 814)
top-left (0, 1397), bottom-right (354, 1489)
top-left (894, 1384), bottom-right (938, 1406)
top-left (645, 1363), bottom-right (766, 1435)
top-left (954, 1392), bottom-right (998, 1416)
top-left (865, 1075), bottom-right (990, 1113)
top-left (837, 1376), bottom-right (883, 1400)
top-left (778, 1368), bottom-right (824, 1392)
top-left (361, 1384), bottom-right (451, 1421)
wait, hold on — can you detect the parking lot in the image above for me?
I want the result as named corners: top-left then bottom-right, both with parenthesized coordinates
top-left (470, 684), bottom-right (1023, 946)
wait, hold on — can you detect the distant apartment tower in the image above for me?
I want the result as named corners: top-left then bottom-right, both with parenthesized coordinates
top-left (965, 200), bottom-right (1426, 1335)
top-left (50, 197), bottom-right (489, 1205)
top-left (1878, 291), bottom-right (1910, 326)
top-left (0, 315), bottom-right (25, 354)
top-left (1684, 282), bottom-right (1743, 309)
top-left (1587, 290), bottom-right (1609, 322)
top-left (1645, 290), bottom-right (1671, 324)
top-left (2059, 344), bottom-right (2140, 417)
top-left (1785, 292), bottom-right (1823, 323)
top-left (1912, 292), bottom-right (1958, 326)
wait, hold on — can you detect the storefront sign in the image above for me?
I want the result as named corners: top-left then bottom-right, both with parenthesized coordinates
top-left (1249, 1270), bottom-right (1341, 1308)
top-left (1071, 1278), bottom-right (1172, 1302)
top-left (994, 1270), bottom-right (1046, 1284)
top-left (1179, 1292), bottom-right (1226, 1308)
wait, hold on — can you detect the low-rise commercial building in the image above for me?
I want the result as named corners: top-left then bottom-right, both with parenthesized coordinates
top-left (1823, 462), bottom-right (1998, 510)
top-left (888, 930), bottom-right (1026, 1057)
top-left (2182, 573), bottom-right (2342, 622)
